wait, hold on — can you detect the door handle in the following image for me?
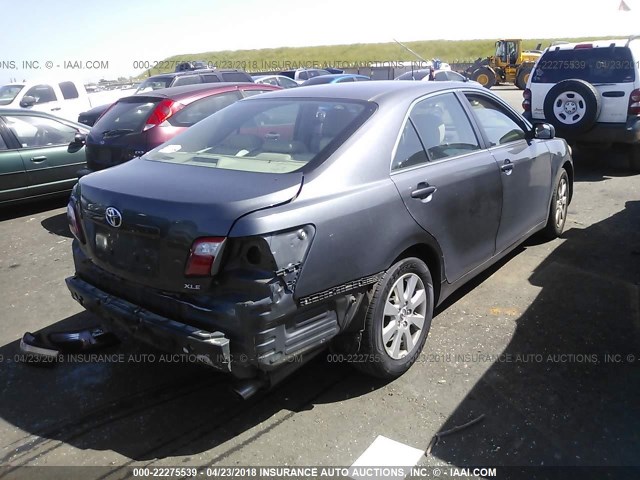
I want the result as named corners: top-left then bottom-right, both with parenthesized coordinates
top-left (31, 156), bottom-right (47, 163)
top-left (51, 107), bottom-right (62, 111)
top-left (500, 159), bottom-right (513, 175)
top-left (264, 133), bottom-right (280, 140)
top-left (411, 183), bottom-right (437, 200)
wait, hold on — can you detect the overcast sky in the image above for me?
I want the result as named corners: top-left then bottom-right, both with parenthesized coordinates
top-left (2, 0), bottom-right (639, 83)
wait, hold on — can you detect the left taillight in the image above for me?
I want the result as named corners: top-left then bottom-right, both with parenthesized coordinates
top-left (144, 99), bottom-right (184, 131)
top-left (522, 88), bottom-right (532, 112)
top-left (628, 88), bottom-right (640, 116)
top-left (67, 199), bottom-right (85, 243)
top-left (185, 237), bottom-right (226, 277)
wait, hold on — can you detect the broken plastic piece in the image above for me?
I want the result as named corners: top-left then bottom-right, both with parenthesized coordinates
top-left (47, 326), bottom-right (120, 352)
top-left (19, 332), bottom-right (60, 365)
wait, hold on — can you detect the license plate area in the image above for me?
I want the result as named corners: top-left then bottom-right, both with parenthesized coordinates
top-left (93, 226), bottom-right (159, 276)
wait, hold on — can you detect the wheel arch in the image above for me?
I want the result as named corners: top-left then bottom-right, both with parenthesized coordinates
top-left (392, 243), bottom-right (443, 305)
top-left (562, 160), bottom-right (574, 204)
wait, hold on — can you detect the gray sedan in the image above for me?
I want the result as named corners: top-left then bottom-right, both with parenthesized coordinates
top-left (65, 81), bottom-right (572, 397)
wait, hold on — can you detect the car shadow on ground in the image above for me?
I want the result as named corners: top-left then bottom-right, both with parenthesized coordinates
top-left (430, 200), bottom-right (640, 468)
top-left (0, 311), bottom-right (388, 464)
top-left (0, 197), bottom-right (67, 222)
top-left (572, 149), bottom-right (638, 182)
top-left (40, 212), bottom-right (73, 238)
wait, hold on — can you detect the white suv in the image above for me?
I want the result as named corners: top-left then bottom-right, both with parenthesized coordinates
top-left (523, 36), bottom-right (640, 169)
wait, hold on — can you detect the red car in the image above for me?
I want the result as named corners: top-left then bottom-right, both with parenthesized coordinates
top-left (82, 83), bottom-right (280, 174)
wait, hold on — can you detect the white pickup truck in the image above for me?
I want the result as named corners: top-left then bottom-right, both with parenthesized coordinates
top-left (0, 79), bottom-right (126, 123)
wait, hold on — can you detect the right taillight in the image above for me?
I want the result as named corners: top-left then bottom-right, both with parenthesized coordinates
top-left (629, 89), bottom-right (640, 115)
top-left (185, 237), bottom-right (226, 277)
top-left (144, 99), bottom-right (183, 131)
top-left (67, 199), bottom-right (85, 243)
top-left (522, 88), bottom-right (532, 112)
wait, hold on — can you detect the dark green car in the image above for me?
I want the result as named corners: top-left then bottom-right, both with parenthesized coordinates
top-left (0, 109), bottom-right (88, 205)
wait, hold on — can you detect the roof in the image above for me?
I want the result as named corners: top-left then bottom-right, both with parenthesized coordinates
top-left (120, 82), bottom-right (272, 101)
top-left (245, 80), bottom-right (486, 104)
top-left (146, 68), bottom-right (248, 80)
top-left (547, 36), bottom-right (639, 50)
top-left (0, 108), bottom-right (89, 130)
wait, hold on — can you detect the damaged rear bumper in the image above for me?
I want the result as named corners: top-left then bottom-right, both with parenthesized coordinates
top-left (65, 275), bottom-right (232, 372)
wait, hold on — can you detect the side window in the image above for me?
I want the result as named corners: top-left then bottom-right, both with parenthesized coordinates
top-left (297, 71), bottom-right (309, 81)
top-left (4, 115), bottom-right (77, 147)
top-left (392, 121), bottom-right (428, 170)
top-left (0, 132), bottom-right (7, 150)
top-left (58, 81), bottom-right (79, 99)
top-left (410, 93), bottom-right (481, 161)
top-left (172, 75), bottom-right (201, 87)
top-left (201, 74), bottom-right (221, 83)
top-left (434, 71), bottom-right (448, 81)
top-left (337, 77), bottom-right (355, 83)
top-left (465, 94), bottom-right (526, 146)
top-left (24, 84), bottom-right (57, 104)
top-left (279, 77), bottom-right (298, 88)
top-left (242, 89), bottom-right (275, 98)
top-left (167, 92), bottom-right (241, 127)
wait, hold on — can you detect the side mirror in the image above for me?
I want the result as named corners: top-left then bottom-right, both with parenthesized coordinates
top-left (20, 96), bottom-right (36, 108)
top-left (533, 123), bottom-right (555, 140)
top-left (73, 132), bottom-right (87, 145)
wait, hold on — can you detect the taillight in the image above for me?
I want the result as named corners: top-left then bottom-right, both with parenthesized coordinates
top-left (144, 99), bottom-right (184, 131)
top-left (522, 88), bottom-right (532, 111)
top-left (67, 199), bottom-right (85, 243)
top-left (629, 88), bottom-right (640, 115)
top-left (185, 237), bottom-right (226, 277)
top-left (574, 44), bottom-right (593, 49)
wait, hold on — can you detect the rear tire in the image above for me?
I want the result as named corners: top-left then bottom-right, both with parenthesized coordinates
top-left (353, 257), bottom-right (434, 379)
top-left (471, 67), bottom-right (496, 89)
top-left (515, 66), bottom-right (532, 90)
top-left (541, 168), bottom-right (570, 240)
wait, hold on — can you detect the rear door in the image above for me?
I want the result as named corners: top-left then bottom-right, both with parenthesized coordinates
top-left (0, 122), bottom-right (29, 203)
top-left (390, 91), bottom-right (503, 283)
top-left (463, 92), bottom-right (552, 252)
top-left (2, 113), bottom-right (85, 196)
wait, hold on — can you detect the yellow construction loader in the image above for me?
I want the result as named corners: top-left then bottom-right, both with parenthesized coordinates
top-left (465, 39), bottom-right (542, 89)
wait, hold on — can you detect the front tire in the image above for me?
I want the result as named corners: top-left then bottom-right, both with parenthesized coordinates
top-left (541, 167), bottom-right (570, 239)
top-left (354, 257), bottom-right (434, 379)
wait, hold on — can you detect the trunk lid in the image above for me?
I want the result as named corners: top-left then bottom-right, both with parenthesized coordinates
top-left (77, 158), bottom-right (302, 292)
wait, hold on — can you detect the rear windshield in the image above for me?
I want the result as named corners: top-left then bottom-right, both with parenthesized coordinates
top-left (396, 70), bottom-right (431, 81)
top-left (145, 98), bottom-right (375, 174)
top-left (0, 85), bottom-right (23, 105)
top-left (532, 46), bottom-right (636, 83)
top-left (92, 97), bottom-right (160, 134)
top-left (221, 72), bottom-right (252, 82)
top-left (135, 77), bottom-right (174, 94)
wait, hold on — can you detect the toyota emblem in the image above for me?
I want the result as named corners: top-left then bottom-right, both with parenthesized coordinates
top-left (105, 207), bottom-right (122, 228)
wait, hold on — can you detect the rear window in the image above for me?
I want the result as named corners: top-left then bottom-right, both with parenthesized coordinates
top-left (166, 91), bottom-right (241, 127)
top-left (221, 72), bottom-right (252, 82)
top-left (59, 81), bottom-right (79, 99)
top-left (145, 98), bottom-right (375, 174)
top-left (135, 77), bottom-right (174, 94)
top-left (532, 46), bottom-right (636, 83)
top-left (92, 98), bottom-right (160, 133)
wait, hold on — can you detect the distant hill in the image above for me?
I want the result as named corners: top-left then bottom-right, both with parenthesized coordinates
top-left (136, 36), bottom-right (623, 78)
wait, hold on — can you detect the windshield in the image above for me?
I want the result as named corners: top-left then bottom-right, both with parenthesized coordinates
top-left (0, 85), bottom-right (24, 105)
top-left (135, 77), bottom-right (173, 94)
top-left (533, 47), bottom-right (636, 83)
top-left (145, 98), bottom-right (374, 174)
